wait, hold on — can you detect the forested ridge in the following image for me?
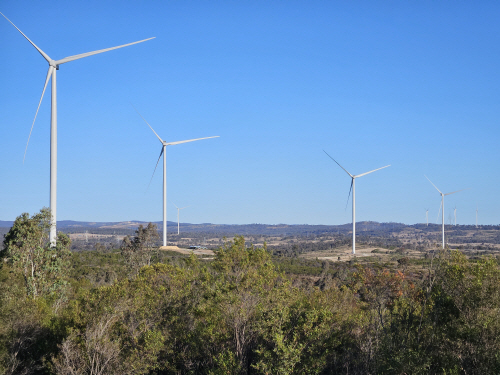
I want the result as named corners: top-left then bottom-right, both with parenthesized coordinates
top-left (2, 211), bottom-right (500, 374)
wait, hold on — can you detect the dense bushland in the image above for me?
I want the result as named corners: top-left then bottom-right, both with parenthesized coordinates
top-left (2, 211), bottom-right (500, 374)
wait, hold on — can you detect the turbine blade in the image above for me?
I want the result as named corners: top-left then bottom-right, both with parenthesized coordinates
top-left (355, 164), bottom-right (390, 178)
top-left (345, 179), bottom-right (353, 211)
top-left (131, 104), bottom-right (163, 143)
top-left (425, 175), bottom-right (443, 195)
top-left (0, 12), bottom-right (52, 62)
top-left (323, 150), bottom-right (353, 178)
top-left (180, 206), bottom-right (190, 210)
top-left (166, 136), bottom-right (219, 146)
top-left (147, 147), bottom-right (164, 190)
top-left (445, 188), bottom-right (470, 196)
top-left (55, 37), bottom-right (155, 65)
top-left (24, 66), bottom-right (53, 163)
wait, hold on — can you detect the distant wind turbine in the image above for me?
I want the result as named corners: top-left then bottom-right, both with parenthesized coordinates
top-left (133, 106), bottom-right (219, 247)
top-left (426, 208), bottom-right (429, 226)
top-left (476, 206), bottom-right (478, 228)
top-left (173, 203), bottom-right (190, 235)
top-left (324, 150), bottom-right (390, 255)
top-left (425, 176), bottom-right (469, 249)
top-left (454, 206), bottom-right (457, 225)
top-left (1, 12), bottom-right (154, 246)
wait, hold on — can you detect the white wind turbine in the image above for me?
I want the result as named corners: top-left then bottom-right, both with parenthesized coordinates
top-left (454, 206), bottom-right (457, 225)
top-left (133, 107), bottom-right (219, 247)
top-left (1, 12), bottom-right (154, 246)
top-left (324, 150), bottom-right (390, 255)
top-left (436, 202), bottom-right (442, 224)
top-left (173, 203), bottom-right (190, 235)
top-left (426, 208), bottom-right (429, 226)
top-left (476, 206), bottom-right (478, 228)
top-left (425, 176), bottom-right (469, 249)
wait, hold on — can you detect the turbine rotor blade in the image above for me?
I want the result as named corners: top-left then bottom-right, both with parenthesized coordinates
top-left (445, 188), bottom-right (470, 196)
top-left (147, 147), bottom-right (164, 190)
top-left (24, 66), bottom-right (54, 163)
top-left (425, 175), bottom-right (443, 195)
top-left (345, 179), bottom-right (353, 211)
top-left (323, 150), bottom-right (353, 178)
top-left (166, 136), bottom-right (219, 146)
top-left (355, 164), bottom-right (390, 178)
top-left (0, 12), bottom-right (52, 63)
top-left (55, 37), bottom-right (155, 65)
top-left (131, 104), bottom-right (164, 143)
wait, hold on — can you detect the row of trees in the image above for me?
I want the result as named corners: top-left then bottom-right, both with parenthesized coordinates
top-left (2, 209), bottom-right (500, 374)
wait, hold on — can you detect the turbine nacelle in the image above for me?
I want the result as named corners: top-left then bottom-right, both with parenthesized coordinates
top-left (49, 61), bottom-right (59, 70)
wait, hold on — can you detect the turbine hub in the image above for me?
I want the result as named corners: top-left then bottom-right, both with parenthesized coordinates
top-left (49, 60), bottom-right (59, 70)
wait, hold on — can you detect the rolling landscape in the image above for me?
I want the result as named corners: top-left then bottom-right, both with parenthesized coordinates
top-left (3, 219), bottom-right (500, 256)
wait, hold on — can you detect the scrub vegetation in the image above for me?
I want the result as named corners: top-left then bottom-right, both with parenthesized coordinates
top-left (2, 209), bottom-right (500, 374)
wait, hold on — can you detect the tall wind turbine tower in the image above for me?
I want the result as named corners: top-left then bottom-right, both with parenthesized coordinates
top-left (454, 206), bottom-right (457, 226)
top-left (426, 208), bottom-right (429, 226)
top-left (1, 12), bottom-right (154, 246)
top-left (425, 176), bottom-right (468, 249)
top-left (133, 106), bottom-right (219, 247)
top-left (324, 150), bottom-right (390, 255)
top-left (476, 206), bottom-right (478, 228)
top-left (173, 203), bottom-right (190, 235)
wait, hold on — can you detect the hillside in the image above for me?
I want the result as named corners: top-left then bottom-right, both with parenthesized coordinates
top-left (2, 220), bottom-right (499, 254)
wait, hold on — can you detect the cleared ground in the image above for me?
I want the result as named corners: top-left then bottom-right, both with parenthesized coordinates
top-left (159, 245), bottom-right (214, 256)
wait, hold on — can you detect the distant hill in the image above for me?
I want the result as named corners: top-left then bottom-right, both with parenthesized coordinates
top-left (0, 221), bottom-right (13, 228)
top-left (2, 219), bottom-right (500, 254)
top-left (0, 220), bottom-right (156, 230)
top-left (1, 219), bottom-right (498, 238)
top-left (0, 219), bottom-right (408, 236)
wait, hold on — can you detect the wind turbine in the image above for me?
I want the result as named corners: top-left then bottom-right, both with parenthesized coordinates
top-left (476, 206), bottom-right (478, 228)
top-left (425, 176), bottom-right (469, 249)
top-left (426, 208), bottom-right (429, 226)
top-left (454, 206), bottom-right (457, 225)
top-left (1, 12), bottom-right (154, 246)
top-left (173, 203), bottom-right (190, 235)
top-left (324, 150), bottom-right (390, 255)
top-left (133, 106), bottom-right (219, 247)
top-left (436, 202), bottom-right (442, 224)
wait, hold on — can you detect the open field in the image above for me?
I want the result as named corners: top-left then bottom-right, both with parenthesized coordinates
top-left (299, 245), bottom-right (393, 262)
top-left (159, 245), bottom-right (214, 256)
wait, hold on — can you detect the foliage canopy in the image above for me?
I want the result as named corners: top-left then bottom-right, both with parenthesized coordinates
top-left (2, 211), bottom-right (500, 374)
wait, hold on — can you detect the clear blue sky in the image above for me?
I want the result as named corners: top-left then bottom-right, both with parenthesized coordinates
top-left (1, 1), bottom-right (499, 226)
